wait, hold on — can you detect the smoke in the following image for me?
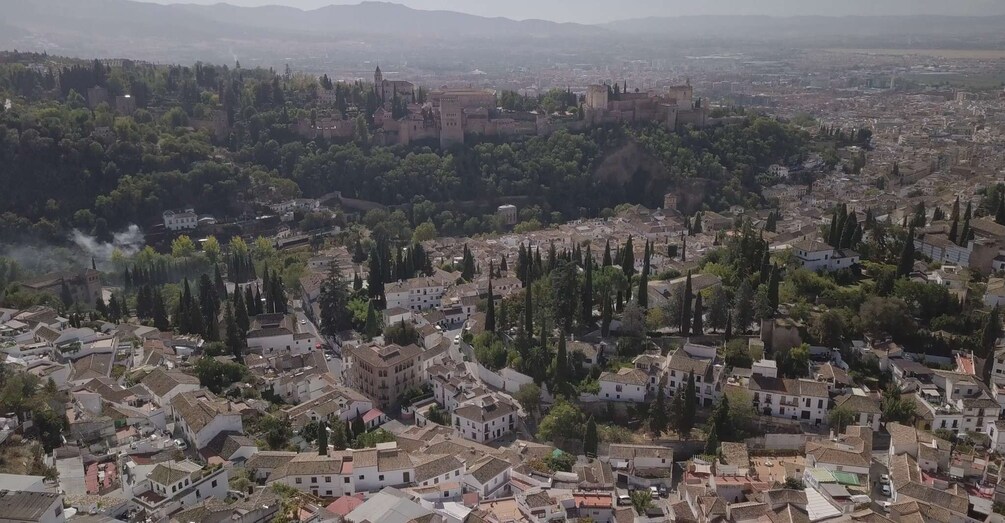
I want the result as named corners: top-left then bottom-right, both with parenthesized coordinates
top-left (0, 225), bottom-right (145, 276)
top-left (70, 225), bottom-right (146, 263)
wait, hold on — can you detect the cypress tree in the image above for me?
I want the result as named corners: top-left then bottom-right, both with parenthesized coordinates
top-left (982, 305), bottom-right (1002, 386)
top-left (224, 302), bottom-right (243, 363)
top-left (759, 249), bottom-right (771, 284)
top-left (581, 248), bottom-right (594, 326)
top-left (262, 266), bottom-right (272, 312)
top-left (500, 255), bottom-right (508, 274)
top-left (621, 236), bottom-right (635, 277)
top-left (152, 289), bottom-right (170, 331)
top-left (681, 271), bottom-right (693, 335)
top-left (828, 210), bottom-right (839, 247)
top-left (602, 240), bottom-right (612, 267)
top-left (692, 293), bottom-right (704, 335)
top-left (485, 281), bottom-right (496, 333)
top-left (317, 422), bottom-right (328, 455)
top-left (897, 226), bottom-right (916, 278)
top-left (583, 416), bottom-right (598, 457)
top-left (364, 300), bottom-right (379, 340)
top-left (601, 294), bottom-right (612, 337)
top-left (704, 422), bottom-right (720, 455)
top-left (724, 310), bottom-right (733, 341)
top-left (839, 211), bottom-right (858, 249)
top-left (767, 265), bottom-right (780, 313)
top-left (367, 247), bottom-right (385, 308)
top-left (649, 382), bottom-right (668, 436)
top-left (234, 287), bottom-right (250, 333)
top-left (95, 295), bottom-right (108, 318)
top-left (680, 371), bottom-right (697, 437)
top-left (949, 214), bottom-right (960, 243)
top-left (524, 285), bottom-right (533, 334)
top-left (997, 192), bottom-right (1005, 226)
top-left (960, 202), bottom-right (973, 246)
top-left (244, 286), bottom-right (255, 317)
top-left (214, 265), bottom-right (227, 300)
top-left (637, 269), bottom-right (648, 308)
top-left (554, 333), bottom-right (569, 394)
top-left (109, 293), bottom-right (121, 322)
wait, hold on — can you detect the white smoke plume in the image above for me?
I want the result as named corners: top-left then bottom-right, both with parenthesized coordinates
top-left (70, 225), bottom-right (146, 264)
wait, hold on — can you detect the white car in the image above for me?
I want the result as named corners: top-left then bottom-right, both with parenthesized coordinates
top-left (650, 486), bottom-right (660, 497)
top-left (881, 484), bottom-right (892, 497)
top-left (879, 474), bottom-right (890, 485)
top-left (453, 334), bottom-right (461, 343)
top-left (174, 439), bottom-right (187, 450)
top-left (300, 319), bottom-right (307, 325)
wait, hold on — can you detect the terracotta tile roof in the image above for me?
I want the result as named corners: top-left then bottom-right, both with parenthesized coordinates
top-left (599, 367), bottom-right (648, 386)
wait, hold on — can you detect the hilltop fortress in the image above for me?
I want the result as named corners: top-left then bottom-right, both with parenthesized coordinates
top-left (297, 68), bottom-right (710, 148)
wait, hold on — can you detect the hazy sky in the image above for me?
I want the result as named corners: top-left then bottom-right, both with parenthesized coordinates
top-left (148, 0), bottom-right (1005, 24)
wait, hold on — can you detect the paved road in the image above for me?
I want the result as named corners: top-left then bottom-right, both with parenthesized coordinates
top-left (870, 450), bottom-right (892, 513)
top-left (294, 310), bottom-right (344, 379)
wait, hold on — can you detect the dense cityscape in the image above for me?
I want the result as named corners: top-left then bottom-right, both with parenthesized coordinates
top-left (4, 2), bottom-right (1005, 523)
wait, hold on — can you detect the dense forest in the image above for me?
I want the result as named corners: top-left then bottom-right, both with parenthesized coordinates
top-left (0, 52), bottom-right (808, 244)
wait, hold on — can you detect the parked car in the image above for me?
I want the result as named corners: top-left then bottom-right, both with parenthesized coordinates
top-left (881, 484), bottom-right (892, 497)
top-left (650, 486), bottom-right (660, 497)
top-left (617, 494), bottom-right (631, 506)
top-left (659, 485), bottom-right (669, 498)
top-left (879, 474), bottom-right (890, 485)
top-left (174, 439), bottom-right (187, 450)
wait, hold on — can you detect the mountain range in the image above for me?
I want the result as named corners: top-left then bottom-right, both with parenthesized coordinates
top-left (3, 0), bottom-right (1005, 65)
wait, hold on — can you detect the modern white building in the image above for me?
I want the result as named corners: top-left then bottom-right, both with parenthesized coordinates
top-left (599, 368), bottom-right (648, 403)
top-left (748, 376), bottom-right (829, 425)
top-left (791, 240), bottom-right (860, 273)
top-left (162, 209), bottom-right (198, 231)
top-left (385, 277), bottom-right (447, 312)
top-left (451, 394), bottom-right (518, 444)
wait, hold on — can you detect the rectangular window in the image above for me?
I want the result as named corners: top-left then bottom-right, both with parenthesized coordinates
top-left (211, 479), bottom-right (218, 488)
top-left (379, 475), bottom-right (384, 481)
top-left (296, 478), bottom-right (302, 484)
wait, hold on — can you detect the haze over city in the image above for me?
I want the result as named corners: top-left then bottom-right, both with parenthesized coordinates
top-left (4, 2), bottom-right (1005, 523)
top-left (143, 0), bottom-right (1005, 23)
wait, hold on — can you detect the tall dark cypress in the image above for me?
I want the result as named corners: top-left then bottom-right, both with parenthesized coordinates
top-left (602, 240), bottom-right (612, 267)
top-left (367, 246), bottom-right (385, 308)
top-left (524, 285), bottom-right (533, 335)
top-left (214, 265), bottom-right (227, 300)
top-left (485, 281), bottom-right (496, 333)
top-left (897, 226), bottom-right (916, 278)
top-left (692, 293), bottom-right (704, 335)
top-left (581, 248), bottom-right (593, 326)
top-left (681, 271), bottom-right (693, 335)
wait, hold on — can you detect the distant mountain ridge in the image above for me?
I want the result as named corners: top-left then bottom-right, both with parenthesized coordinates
top-left (3, 0), bottom-right (606, 40)
top-left (4, 0), bottom-right (1005, 65)
top-left (600, 14), bottom-right (1005, 39)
